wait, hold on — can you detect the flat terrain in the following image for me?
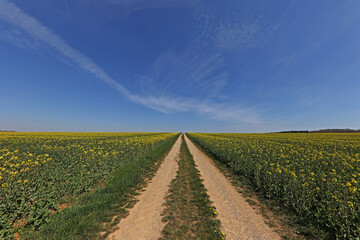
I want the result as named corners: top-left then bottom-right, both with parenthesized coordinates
top-left (187, 132), bottom-right (360, 239)
top-left (107, 135), bottom-right (281, 239)
top-left (0, 132), bottom-right (178, 239)
top-left (184, 135), bottom-right (281, 240)
top-left (107, 136), bottom-right (181, 240)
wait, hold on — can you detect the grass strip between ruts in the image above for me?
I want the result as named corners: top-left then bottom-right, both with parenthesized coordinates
top-left (186, 133), bottom-right (328, 240)
top-left (25, 133), bottom-right (180, 240)
top-left (160, 135), bottom-right (224, 240)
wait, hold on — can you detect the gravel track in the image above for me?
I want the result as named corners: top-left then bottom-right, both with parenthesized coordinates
top-left (107, 136), bottom-right (181, 240)
top-left (107, 134), bottom-right (281, 240)
top-left (185, 134), bottom-right (281, 240)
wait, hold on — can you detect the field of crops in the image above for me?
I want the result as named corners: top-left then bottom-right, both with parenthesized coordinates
top-left (0, 132), bottom-right (177, 238)
top-left (187, 133), bottom-right (360, 239)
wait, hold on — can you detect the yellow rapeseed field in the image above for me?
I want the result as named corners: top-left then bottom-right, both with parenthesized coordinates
top-left (0, 132), bottom-right (177, 238)
top-left (187, 133), bottom-right (360, 239)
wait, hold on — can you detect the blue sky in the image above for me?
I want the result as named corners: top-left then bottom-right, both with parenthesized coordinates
top-left (0, 0), bottom-right (359, 132)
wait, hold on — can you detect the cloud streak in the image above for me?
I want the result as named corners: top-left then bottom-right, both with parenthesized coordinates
top-left (0, 0), bottom-right (132, 98)
top-left (0, 23), bottom-right (38, 49)
top-left (0, 0), bottom-right (260, 124)
top-left (215, 17), bottom-right (263, 49)
top-left (192, 6), bottom-right (274, 51)
top-left (130, 94), bottom-right (260, 124)
top-left (143, 49), bottom-right (228, 98)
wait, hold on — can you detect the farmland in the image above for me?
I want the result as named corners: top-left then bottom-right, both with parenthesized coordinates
top-left (0, 132), bottom-right (178, 239)
top-left (187, 133), bottom-right (360, 239)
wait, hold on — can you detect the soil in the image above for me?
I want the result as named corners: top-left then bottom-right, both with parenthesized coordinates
top-left (184, 135), bottom-right (281, 240)
top-left (107, 135), bottom-right (282, 240)
top-left (107, 135), bottom-right (181, 240)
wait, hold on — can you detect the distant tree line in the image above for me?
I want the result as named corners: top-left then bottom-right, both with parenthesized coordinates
top-left (277, 128), bottom-right (360, 133)
top-left (312, 128), bottom-right (360, 133)
top-left (0, 130), bottom-right (16, 132)
top-left (278, 130), bottom-right (310, 133)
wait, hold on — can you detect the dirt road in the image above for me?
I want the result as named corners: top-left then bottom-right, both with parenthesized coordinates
top-left (107, 134), bottom-right (281, 240)
top-left (107, 135), bottom-right (181, 240)
top-left (184, 135), bottom-right (281, 240)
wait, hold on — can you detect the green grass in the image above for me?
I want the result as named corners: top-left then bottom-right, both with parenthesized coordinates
top-left (0, 132), bottom-right (177, 239)
top-left (186, 133), bottom-right (328, 240)
top-left (160, 135), bottom-right (224, 240)
top-left (24, 133), bottom-right (180, 240)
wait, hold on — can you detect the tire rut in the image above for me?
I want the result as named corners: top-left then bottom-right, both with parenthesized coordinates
top-left (184, 135), bottom-right (281, 240)
top-left (107, 136), bottom-right (181, 240)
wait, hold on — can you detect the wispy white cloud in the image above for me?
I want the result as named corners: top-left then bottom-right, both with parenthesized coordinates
top-left (145, 49), bottom-right (228, 98)
top-left (0, 23), bottom-right (38, 49)
top-left (104, 0), bottom-right (194, 8)
top-left (214, 17), bottom-right (263, 49)
top-left (0, 0), bottom-right (132, 99)
top-left (0, 0), bottom-right (260, 124)
top-left (192, 7), bottom-right (274, 51)
top-left (129, 94), bottom-right (260, 123)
